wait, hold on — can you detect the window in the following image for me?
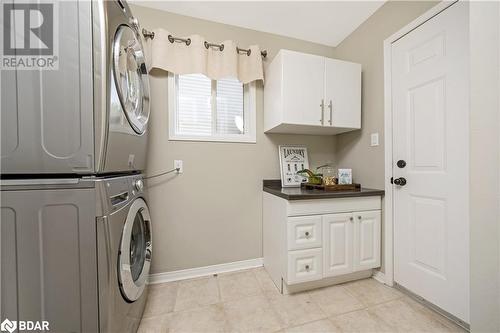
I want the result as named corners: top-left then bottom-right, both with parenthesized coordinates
top-left (168, 73), bottom-right (256, 143)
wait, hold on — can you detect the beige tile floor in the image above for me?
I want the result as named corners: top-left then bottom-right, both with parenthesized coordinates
top-left (138, 268), bottom-right (466, 333)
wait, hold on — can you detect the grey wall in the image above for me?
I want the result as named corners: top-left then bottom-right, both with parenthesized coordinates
top-left (131, 5), bottom-right (337, 273)
top-left (469, 1), bottom-right (500, 331)
top-left (331, 1), bottom-right (439, 188)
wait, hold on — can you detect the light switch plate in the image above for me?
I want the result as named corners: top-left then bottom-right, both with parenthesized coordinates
top-left (174, 160), bottom-right (183, 173)
top-left (371, 133), bottom-right (379, 147)
top-left (128, 154), bottom-right (135, 168)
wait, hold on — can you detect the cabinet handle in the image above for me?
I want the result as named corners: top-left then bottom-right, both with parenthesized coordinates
top-left (328, 100), bottom-right (333, 125)
top-left (305, 231), bottom-right (310, 237)
top-left (320, 99), bottom-right (325, 124)
top-left (305, 265), bottom-right (310, 271)
top-left (349, 216), bottom-right (354, 222)
top-left (358, 216), bottom-right (362, 220)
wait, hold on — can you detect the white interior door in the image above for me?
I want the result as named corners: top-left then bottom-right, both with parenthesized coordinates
top-left (392, 2), bottom-right (469, 322)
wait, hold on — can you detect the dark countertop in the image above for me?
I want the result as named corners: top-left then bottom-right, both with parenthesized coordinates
top-left (263, 180), bottom-right (385, 200)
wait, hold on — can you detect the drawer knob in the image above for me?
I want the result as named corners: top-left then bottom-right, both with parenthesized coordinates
top-left (349, 217), bottom-right (354, 221)
top-left (305, 265), bottom-right (310, 271)
top-left (358, 216), bottom-right (362, 220)
top-left (305, 231), bottom-right (310, 237)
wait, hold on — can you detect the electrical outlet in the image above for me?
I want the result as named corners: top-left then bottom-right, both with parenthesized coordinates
top-left (371, 133), bottom-right (379, 147)
top-left (174, 160), bottom-right (183, 173)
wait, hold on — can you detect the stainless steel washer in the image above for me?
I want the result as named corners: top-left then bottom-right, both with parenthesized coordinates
top-left (97, 174), bottom-right (152, 332)
top-left (1, 174), bottom-right (152, 332)
top-left (1, 0), bottom-right (150, 175)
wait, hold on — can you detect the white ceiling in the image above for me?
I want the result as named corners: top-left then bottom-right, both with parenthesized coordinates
top-left (133, 1), bottom-right (386, 47)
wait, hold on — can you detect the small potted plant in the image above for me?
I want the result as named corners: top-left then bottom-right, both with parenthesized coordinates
top-left (297, 169), bottom-right (323, 185)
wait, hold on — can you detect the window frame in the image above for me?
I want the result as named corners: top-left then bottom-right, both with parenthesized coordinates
top-left (167, 73), bottom-right (257, 143)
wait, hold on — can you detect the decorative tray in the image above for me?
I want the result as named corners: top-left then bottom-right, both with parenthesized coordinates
top-left (301, 183), bottom-right (361, 191)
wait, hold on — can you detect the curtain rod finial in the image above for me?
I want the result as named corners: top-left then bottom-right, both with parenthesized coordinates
top-left (142, 28), bottom-right (155, 40)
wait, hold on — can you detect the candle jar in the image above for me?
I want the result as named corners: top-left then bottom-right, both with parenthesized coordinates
top-left (319, 165), bottom-right (337, 185)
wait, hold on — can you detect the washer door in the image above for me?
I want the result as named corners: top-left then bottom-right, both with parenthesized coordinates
top-left (113, 25), bottom-right (150, 135)
top-left (118, 198), bottom-right (152, 302)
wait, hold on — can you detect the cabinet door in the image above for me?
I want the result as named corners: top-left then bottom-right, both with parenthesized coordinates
top-left (323, 213), bottom-right (353, 277)
top-left (324, 58), bottom-right (361, 129)
top-left (282, 50), bottom-right (325, 126)
top-left (353, 210), bottom-right (381, 271)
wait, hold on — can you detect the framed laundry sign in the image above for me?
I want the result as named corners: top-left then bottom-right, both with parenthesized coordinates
top-left (278, 145), bottom-right (309, 187)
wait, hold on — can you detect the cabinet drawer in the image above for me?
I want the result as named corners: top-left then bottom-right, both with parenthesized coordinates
top-left (287, 196), bottom-right (381, 217)
top-left (287, 216), bottom-right (322, 250)
top-left (287, 248), bottom-right (323, 284)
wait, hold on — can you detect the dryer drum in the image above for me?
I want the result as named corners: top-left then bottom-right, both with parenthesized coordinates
top-left (113, 25), bottom-right (151, 135)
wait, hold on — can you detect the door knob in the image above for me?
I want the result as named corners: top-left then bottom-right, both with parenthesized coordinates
top-left (397, 160), bottom-right (407, 168)
top-left (393, 177), bottom-right (407, 186)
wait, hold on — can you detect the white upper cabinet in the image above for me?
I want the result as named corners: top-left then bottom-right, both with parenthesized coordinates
top-left (282, 51), bottom-right (325, 126)
top-left (324, 58), bottom-right (361, 129)
top-left (264, 49), bottom-right (361, 135)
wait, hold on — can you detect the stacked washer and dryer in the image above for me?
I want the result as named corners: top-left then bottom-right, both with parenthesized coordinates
top-left (1, 1), bottom-right (152, 332)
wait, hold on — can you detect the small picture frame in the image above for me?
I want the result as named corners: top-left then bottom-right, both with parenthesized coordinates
top-left (338, 169), bottom-right (353, 185)
top-left (278, 145), bottom-right (309, 187)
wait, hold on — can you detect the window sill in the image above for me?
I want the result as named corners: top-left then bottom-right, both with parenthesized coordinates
top-left (168, 134), bottom-right (256, 144)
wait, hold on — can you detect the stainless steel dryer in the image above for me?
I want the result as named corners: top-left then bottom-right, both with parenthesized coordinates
top-left (1, 0), bottom-right (150, 175)
top-left (1, 174), bottom-right (152, 332)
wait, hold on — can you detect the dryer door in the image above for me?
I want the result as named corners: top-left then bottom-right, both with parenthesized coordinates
top-left (118, 197), bottom-right (152, 302)
top-left (113, 25), bottom-right (150, 135)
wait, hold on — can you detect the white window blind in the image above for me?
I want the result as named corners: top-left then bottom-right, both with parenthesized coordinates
top-left (177, 74), bottom-right (212, 136)
top-left (216, 78), bottom-right (244, 135)
top-left (170, 73), bottom-right (255, 143)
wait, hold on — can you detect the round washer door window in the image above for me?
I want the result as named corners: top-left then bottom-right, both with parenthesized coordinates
top-left (113, 25), bottom-right (150, 135)
top-left (119, 197), bottom-right (152, 302)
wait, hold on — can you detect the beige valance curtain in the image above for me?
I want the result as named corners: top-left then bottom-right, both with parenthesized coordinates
top-left (144, 28), bottom-right (264, 84)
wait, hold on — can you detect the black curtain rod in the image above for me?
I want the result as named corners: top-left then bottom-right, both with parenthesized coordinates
top-left (141, 29), bottom-right (267, 58)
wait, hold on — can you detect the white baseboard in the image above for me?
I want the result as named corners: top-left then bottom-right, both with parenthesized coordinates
top-left (148, 257), bottom-right (264, 284)
top-left (372, 269), bottom-right (387, 285)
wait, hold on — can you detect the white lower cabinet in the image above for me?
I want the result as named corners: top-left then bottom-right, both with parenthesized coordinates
top-left (354, 210), bottom-right (381, 271)
top-left (323, 213), bottom-right (354, 277)
top-left (324, 211), bottom-right (381, 278)
top-left (263, 193), bottom-right (382, 292)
